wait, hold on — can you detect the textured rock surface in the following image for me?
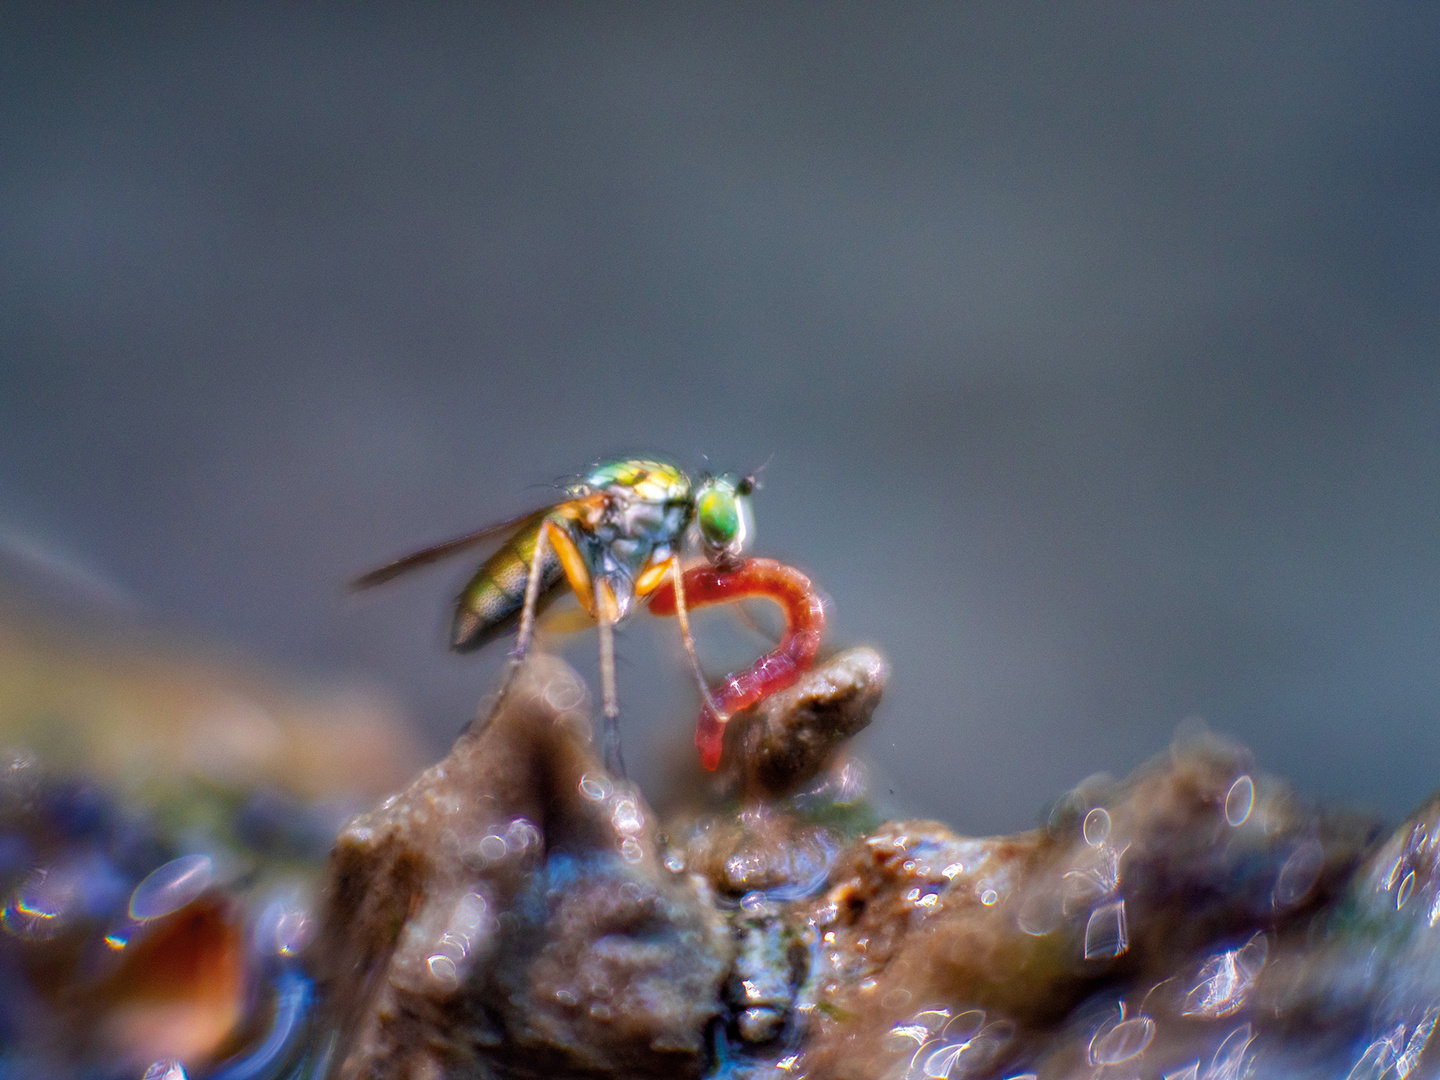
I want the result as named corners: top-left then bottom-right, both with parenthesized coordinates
top-left (725, 646), bottom-right (888, 798)
top-left (309, 646), bottom-right (1440, 1080)
top-left (790, 730), bottom-right (1374, 1079)
top-left (312, 654), bottom-right (730, 1080)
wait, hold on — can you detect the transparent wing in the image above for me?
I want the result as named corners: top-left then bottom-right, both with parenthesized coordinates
top-left (349, 505), bottom-right (558, 590)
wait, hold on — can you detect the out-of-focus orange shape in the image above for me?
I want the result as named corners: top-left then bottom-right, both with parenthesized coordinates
top-left (95, 897), bottom-right (246, 1067)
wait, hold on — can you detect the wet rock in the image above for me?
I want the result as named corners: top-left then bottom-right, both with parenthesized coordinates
top-left (681, 802), bottom-right (848, 901)
top-left (725, 895), bottom-right (805, 1045)
top-left (671, 649), bottom-right (887, 906)
top-left (725, 647), bottom-right (887, 798)
top-left (790, 729), bottom-right (1372, 1080)
top-left (312, 654), bottom-right (731, 1080)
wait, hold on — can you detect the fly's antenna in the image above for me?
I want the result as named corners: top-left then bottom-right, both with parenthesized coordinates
top-left (739, 455), bottom-right (772, 494)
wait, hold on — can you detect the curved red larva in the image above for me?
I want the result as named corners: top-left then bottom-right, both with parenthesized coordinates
top-left (648, 558), bottom-right (826, 770)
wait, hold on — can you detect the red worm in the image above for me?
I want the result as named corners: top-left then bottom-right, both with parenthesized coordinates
top-left (648, 557), bottom-right (826, 770)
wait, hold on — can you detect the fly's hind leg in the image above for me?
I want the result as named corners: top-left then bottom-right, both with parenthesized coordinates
top-left (491, 516), bottom-right (593, 715)
top-left (488, 517), bottom-right (556, 715)
top-left (595, 577), bottom-right (625, 776)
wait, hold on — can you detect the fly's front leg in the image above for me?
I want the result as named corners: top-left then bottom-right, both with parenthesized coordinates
top-left (664, 555), bottom-right (723, 721)
top-left (595, 577), bottom-right (624, 776)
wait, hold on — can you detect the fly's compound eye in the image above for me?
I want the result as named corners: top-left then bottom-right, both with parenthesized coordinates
top-left (695, 476), bottom-right (753, 565)
top-left (697, 485), bottom-right (741, 548)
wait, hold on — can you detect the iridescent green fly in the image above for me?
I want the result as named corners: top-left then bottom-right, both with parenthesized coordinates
top-left (352, 459), bottom-right (756, 773)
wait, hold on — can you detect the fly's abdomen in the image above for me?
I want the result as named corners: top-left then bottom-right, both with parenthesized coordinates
top-left (451, 516), bottom-right (565, 651)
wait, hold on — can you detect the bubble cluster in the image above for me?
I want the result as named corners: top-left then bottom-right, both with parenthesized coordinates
top-left (885, 1008), bottom-right (1013, 1080)
top-left (427, 891), bottom-right (492, 989)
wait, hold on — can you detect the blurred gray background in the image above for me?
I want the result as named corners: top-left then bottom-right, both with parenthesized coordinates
top-left (2, 4), bottom-right (1437, 834)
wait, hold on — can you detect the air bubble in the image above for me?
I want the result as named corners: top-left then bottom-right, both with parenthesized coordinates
top-left (1224, 775), bottom-right (1254, 827)
top-left (1272, 839), bottom-right (1324, 908)
top-left (881, 988), bottom-right (912, 1010)
top-left (1084, 899), bottom-right (1129, 960)
top-left (3, 870), bottom-right (74, 939)
top-left (1182, 932), bottom-right (1267, 1019)
top-left (1083, 808), bottom-right (1111, 847)
top-left (1398, 869), bottom-right (1416, 910)
top-left (543, 675), bottom-right (585, 711)
top-left (1089, 1015), bottom-right (1154, 1065)
top-left (578, 773), bottom-right (610, 801)
top-left (142, 1062), bottom-right (187, 1080)
top-left (427, 954), bottom-right (458, 986)
top-left (620, 837), bottom-right (644, 864)
top-left (129, 854), bottom-right (212, 921)
top-left (505, 818), bottom-right (541, 852)
top-left (611, 797), bottom-right (643, 835)
top-left (478, 834), bottom-right (507, 860)
top-left (1206, 1024), bottom-right (1255, 1080)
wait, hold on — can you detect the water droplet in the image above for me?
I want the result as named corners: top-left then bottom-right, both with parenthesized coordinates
top-left (450, 892), bottom-right (488, 936)
top-left (555, 989), bottom-right (577, 1006)
top-left (1162, 1065), bottom-right (1199, 1080)
top-left (941, 1010), bottom-right (987, 1041)
top-left (142, 1062), bottom-right (187, 1080)
top-left (1400, 1009), bottom-right (1440, 1076)
top-left (589, 1001), bottom-right (612, 1020)
top-left (1084, 899), bottom-right (1129, 960)
top-left (881, 988), bottom-right (912, 1010)
top-left (921, 1042), bottom-right (966, 1079)
top-left (1272, 839), bottom-right (1324, 908)
top-left (980, 888), bottom-right (999, 906)
top-left (1224, 775), bottom-right (1254, 827)
top-left (1348, 1024), bottom-right (1405, 1080)
top-left (1089, 1014), bottom-right (1154, 1065)
top-left (1083, 808), bottom-right (1112, 847)
top-left (1398, 869), bottom-right (1416, 910)
top-left (543, 674), bottom-right (585, 711)
top-left (941, 862), bottom-right (963, 878)
top-left (505, 817), bottom-right (540, 852)
top-left (478, 834), bottom-right (507, 860)
top-left (275, 910), bottom-right (311, 957)
top-left (1183, 932), bottom-right (1266, 1019)
top-left (611, 797), bottom-right (643, 834)
top-left (129, 854), bottom-right (212, 921)
top-left (427, 954), bottom-right (457, 986)
top-left (1206, 1024), bottom-right (1255, 1080)
top-left (1017, 890), bottom-right (1062, 936)
top-left (578, 772), bottom-right (610, 801)
top-left (663, 851), bottom-right (685, 873)
top-left (620, 837), bottom-right (644, 864)
top-left (3, 870), bottom-right (72, 939)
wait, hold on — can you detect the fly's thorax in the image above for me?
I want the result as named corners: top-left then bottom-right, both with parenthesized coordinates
top-left (581, 458), bottom-right (691, 505)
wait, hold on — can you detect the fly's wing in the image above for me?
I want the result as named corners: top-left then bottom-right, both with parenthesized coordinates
top-left (349, 504), bottom-right (563, 590)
